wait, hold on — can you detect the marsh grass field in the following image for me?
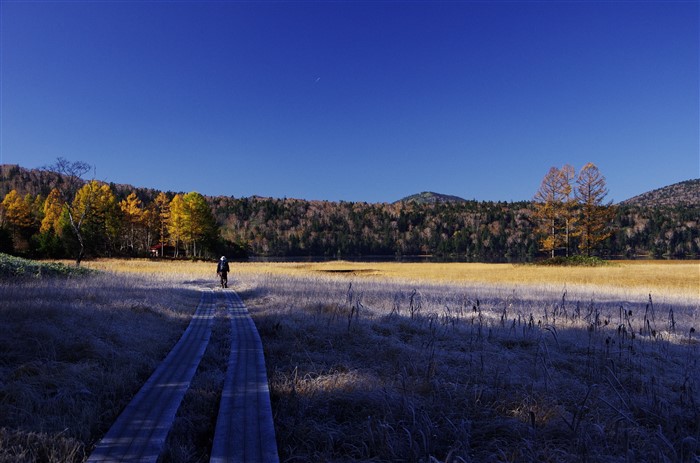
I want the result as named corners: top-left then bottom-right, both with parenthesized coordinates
top-left (0, 257), bottom-right (698, 462)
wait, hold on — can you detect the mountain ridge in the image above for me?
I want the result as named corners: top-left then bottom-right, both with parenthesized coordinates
top-left (1, 164), bottom-right (697, 207)
top-left (394, 191), bottom-right (469, 205)
top-left (1, 164), bottom-right (698, 260)
top-left (620, 179), bottom-right (699, 207)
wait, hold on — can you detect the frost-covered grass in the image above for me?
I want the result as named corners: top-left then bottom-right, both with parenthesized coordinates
top-left (2, 258), bottom-right (698, 462)
top-left (237, 271), bottom-right (700, 462)
top-left (0, 266), bottom-right (200, 463)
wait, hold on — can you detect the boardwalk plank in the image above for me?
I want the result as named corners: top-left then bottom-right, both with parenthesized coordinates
top-left (210, 290), bottom-right (279, 463)
top-left (87, 287), bottom-right (277, 463)
top-left (87, 289), bottom-right (216, 463)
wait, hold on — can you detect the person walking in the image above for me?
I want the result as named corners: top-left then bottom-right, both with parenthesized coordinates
top-left (216, 256), bottom-right (230, 288)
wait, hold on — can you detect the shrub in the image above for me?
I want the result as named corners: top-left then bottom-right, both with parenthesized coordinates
top-left (535, 255), bottom-right (610, 267)
top-left (0, 253), bottom-right (93, 278)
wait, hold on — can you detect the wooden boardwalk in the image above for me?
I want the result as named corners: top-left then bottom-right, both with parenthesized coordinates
top-left (210, 291), bottom-right (279, 463)
top-left (87, 288), bottom-right (278, 463)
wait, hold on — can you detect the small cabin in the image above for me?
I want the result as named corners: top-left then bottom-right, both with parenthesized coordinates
top-left (149, 243), bottom-right (178, 257)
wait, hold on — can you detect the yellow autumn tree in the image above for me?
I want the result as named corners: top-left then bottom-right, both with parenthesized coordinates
top-left (2, 190), bottom-right (32, 229)
top-left (71, 181), bottom-right (117, 262)
top-left (168, 194), bottom-right (186, 257)
top-left (532, 167), bottom-right (570, 258)
top-left (167, 192), bottom-right (216, 257)
top-left (559, 164), bottom-right (577, 257)
top-left (140, 205), bottom-right (157, 253)
top-left (41, 189), bottom-right (65, 234)
top-left (1, 190), bottom-right (34, 251)
top-left (154, 192), bottom-right (171, 256)
top-left (575, 163), bottom-right (615, 256)
top-left (119, 192), bottom-right (143, 253)
top-left (182, 192), bottom-right (217, 258)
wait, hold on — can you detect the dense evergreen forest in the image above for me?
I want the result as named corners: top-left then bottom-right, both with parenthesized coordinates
top-left (1, 164), bottom-right (698, 261)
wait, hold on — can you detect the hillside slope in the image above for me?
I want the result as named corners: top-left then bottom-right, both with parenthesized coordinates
top-left (395, 191), bottom-right (468, 205)
top-left (0, 164), bottom-right (164, 202)
top-left (621, 179), bottom-right (699, 207)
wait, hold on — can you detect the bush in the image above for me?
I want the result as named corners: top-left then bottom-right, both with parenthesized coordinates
top-left (535, 255), bottom-right (611, 267)
top-left (0, 253), bottom-right (93, 278)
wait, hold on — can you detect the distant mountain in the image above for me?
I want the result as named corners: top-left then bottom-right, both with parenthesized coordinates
top-left (621, 179), bottom-right (700, 207)
top-left (395, 191), bottom-right (468, 205)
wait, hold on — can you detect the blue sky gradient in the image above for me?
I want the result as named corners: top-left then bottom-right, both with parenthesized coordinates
top-left (1, 1), bottom-right (698, 203)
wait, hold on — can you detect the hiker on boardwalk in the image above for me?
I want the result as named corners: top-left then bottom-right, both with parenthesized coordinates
top-left (217, 256), bottom-right (230, 288)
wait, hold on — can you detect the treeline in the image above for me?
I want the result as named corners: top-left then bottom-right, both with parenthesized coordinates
top-left (213, 197), bottom-right (538, 261)
top-left (610, 204), bottom-right (700, 258)
top-left (0, 184), bottom-right (241, 262)
top-left (1, 163), bottom-right (698, 262)
top-left (210, 196), bottom-right (699, 260)
top-left (0, 160), bottom-right (246, 264)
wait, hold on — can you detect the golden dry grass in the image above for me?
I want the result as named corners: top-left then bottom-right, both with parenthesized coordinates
top-left (297, 260), bottom-right (700, 297)
top-left (72, 259), bottom-right (699, 299)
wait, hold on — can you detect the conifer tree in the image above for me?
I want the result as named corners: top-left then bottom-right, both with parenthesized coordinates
top-left (1, 190), bottom-right (32, 229)
top-left (575, 163), bottom-right (615, 256)
top-left (1, 190), bottom-right (33, 250)
top-left (154, 192), bottom-right (171, 256)
top-left (559, 164), bottom-right (577, 256)
top-left (182, 192), bottom-right (217, 258)
top-left (119, 192), bottom-right (143, 253)
top-left (41, 189), bottom-right (65, 234)
top-left (533, 167), bottom-right (569, 258)
top-left (168, 194), bottom-right (186, 257)
top-left (71, 181), bottom-right (118, 260)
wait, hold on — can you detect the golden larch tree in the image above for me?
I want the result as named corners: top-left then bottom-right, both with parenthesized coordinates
top-left (154, 192), bottom-right (171, 256)
top-left (41, 189), bottom-right (65, 234)
top-left (71, 181), bottom-right (117, 262)
top-left (1, 190), bottom-right (33, 250)
top-left (119, 192), bottom-right (143, 253)
top-left (575, 163), bottom-right (615, 256)
top-left (182, 192), bottom-right (216, 258)
top-left (2, 190), bottom-right (33, 229)
top-left (168, 194), bottom-right (186, 257)
top-left (533, 167), bottom-right (570, 258)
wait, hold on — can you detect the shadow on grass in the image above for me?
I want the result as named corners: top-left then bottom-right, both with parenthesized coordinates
top-left (247, 286), bottom-right (700, 463)
top-left (0, 275), bottom-right (206, 463)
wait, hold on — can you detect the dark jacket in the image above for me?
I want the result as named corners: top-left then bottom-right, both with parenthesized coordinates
top-left (217, 260), bottom-right (230, 274)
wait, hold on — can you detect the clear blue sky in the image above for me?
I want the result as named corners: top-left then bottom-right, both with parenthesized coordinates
top-left (1, 1), bottom-right (698, 203)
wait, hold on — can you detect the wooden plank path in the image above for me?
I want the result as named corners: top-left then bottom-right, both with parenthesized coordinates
top-left (87, 288), bottom-right (279, 463)
top-left (210, 290), bottom-right (279, 463)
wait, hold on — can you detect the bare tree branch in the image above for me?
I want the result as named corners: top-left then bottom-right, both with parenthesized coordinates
top-left (42, 158), bottom-right (95, 266)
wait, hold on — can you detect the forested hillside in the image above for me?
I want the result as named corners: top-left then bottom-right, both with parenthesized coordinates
top-left (621, 179), bottom-right (699, 207)
top-left (212, 196), bottom-right (537, 261)
top-left (1, 164), bottom-right (698, 261)
top-left (211, 196), bottom-right (699, 260)
top-left (395, 191), bottom-right (468, 205)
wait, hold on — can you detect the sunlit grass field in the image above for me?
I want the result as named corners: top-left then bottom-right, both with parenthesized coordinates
top-left (3, 257), bottom-right (698, 462)
top-left (77, 258), bottom-right (700, 299)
